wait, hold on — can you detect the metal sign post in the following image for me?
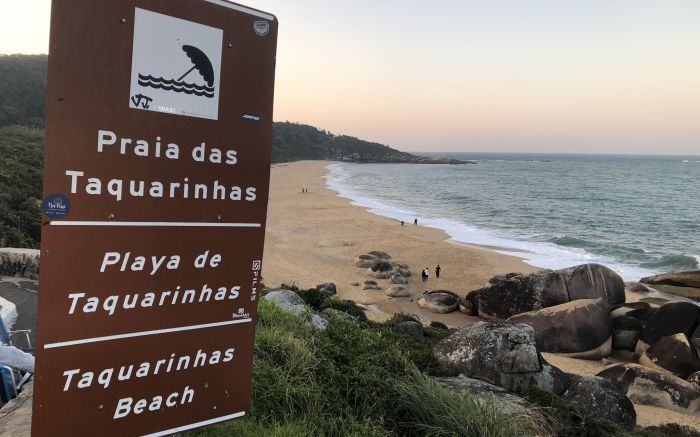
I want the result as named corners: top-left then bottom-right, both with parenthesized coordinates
top-left (33, 1), bottom-right (277, 435)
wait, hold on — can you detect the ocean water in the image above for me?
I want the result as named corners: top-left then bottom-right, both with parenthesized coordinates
top-left (325, 154), bottom-right (700, 281)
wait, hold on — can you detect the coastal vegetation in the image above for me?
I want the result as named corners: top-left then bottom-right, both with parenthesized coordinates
top-left (188, 288), bottom-right (699, 436)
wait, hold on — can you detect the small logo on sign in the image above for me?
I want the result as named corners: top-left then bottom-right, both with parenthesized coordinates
top-left (252, 260), bottom-right (261, 270)
top-left (253, 21), bottom-right (269, 36)
top-left (42, 194), bottom-right (71, 219)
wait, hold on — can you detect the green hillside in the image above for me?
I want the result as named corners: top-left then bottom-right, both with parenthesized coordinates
top-left (0, 55), bottom-right (47, 127)
top-left (0, 125), bottom-right (43, 247)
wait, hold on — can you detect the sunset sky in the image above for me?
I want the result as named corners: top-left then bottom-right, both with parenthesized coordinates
top-left (2, 0), bottom-right (699, 154)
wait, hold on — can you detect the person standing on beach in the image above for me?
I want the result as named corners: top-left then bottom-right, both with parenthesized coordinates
top-left (414, 218), bottom-right (418, 226)
top-left (424, 267), bottom-right (430, 282)
top-left (435, 264), bottom-right (441, 279)
top-left (401, 220), bottom-right (404, 226)
top-left (421, 268), bottom-right (427, 282)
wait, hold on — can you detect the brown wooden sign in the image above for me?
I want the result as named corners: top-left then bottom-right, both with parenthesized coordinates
top-left (33, 1), bottom-right (277, 435)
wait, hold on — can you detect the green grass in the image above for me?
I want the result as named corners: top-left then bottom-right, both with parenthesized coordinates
top-left (188, 298), bottom-right (552, 436)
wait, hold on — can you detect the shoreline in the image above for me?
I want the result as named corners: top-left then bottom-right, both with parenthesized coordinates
top-left (324, 162), bottom-right (669, 281)
top-left (262, 160), bottom-right (535, 327)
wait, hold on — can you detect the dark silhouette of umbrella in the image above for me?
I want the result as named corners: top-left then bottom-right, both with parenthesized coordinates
top-left (177, 45), bottom-right (214, 87)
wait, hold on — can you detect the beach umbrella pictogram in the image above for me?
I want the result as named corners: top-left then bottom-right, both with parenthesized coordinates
top-left (177, 45), bottom-right (215, 87)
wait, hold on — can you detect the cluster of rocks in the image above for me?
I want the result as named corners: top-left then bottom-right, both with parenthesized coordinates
top-left (460, 264), bottom-right (623, 359)
top-left (455, 263), bottom-right (700, 415)
top-left (352, 251), bottom-right (412, 294)
top-left (433, 321), bottom-right (636, 429)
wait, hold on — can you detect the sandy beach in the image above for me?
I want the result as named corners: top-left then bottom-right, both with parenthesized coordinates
top-left (262, 160), bottom-right (536, 326)
top-left (261, 160), bottom-right (700, 429)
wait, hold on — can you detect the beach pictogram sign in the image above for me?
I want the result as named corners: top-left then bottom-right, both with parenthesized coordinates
top-left (128, 7), bottom-right (224, 119)
top-left (33, 1), bottom-right (277, 435)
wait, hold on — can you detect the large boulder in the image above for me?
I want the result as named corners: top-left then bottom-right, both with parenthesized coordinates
top-left (432, 321), bottom-right (570, 394)
top-left (557, 264), bottom-right (625, 309)
top-left (641, 270), bottom-right (700, 289)
top-left (507, 298), bottom-right (612, 359)
top-left (635, 301), bottom-right (700, 357)
top-left (561, 375), bottom-right (636, 430)
top-left (477, 264), bottom-right (625, 320)
top-left (395, 321), bottom-right (424, 337)
top-left (477, 270), bottom-right (569, 320)
top-left (417, 290), bottom-right (459, 314)
top-left (263, 289), bottom-right (328, 330)
top-left (597, 363), bottom-right (700, 413)
top-left (612, 315), bottom-right (643, 351)
top-left (639, 334), bottom-right (700, 379)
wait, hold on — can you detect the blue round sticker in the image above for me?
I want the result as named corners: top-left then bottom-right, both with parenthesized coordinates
top-left (42, 194), bottom-right (71, 219)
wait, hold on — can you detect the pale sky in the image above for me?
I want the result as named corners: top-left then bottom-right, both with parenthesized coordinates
top-left (2, 0), bottom-right (699, 154)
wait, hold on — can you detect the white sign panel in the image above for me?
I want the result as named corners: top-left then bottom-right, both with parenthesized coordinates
top-left (129, 8), bottom-right (223, 120)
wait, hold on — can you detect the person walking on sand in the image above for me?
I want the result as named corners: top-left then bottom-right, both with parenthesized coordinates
top-left (424, 267), bottom-right (430, 282)
top-left (401, 220), bottom-right (404, 226)
top-left (421, 268), bottom-right (427, 282)
top-left (414, 218), bottom-right (418, 226)
top-left (435, 264), bottom-right (441, 279)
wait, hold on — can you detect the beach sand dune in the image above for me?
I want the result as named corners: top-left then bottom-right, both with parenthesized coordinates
top-left (262, 160), bottom-right (699, 429)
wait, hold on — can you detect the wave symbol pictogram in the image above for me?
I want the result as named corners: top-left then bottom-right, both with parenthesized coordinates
top-left (137, 74), bottom-right (215, 98)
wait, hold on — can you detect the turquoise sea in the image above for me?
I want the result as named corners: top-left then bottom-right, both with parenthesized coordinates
top-left (326, 154), bottom-right (700, 281)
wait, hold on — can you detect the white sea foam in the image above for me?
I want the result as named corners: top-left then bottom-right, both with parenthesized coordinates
top-left (325, 163), bottom-right (656, 281)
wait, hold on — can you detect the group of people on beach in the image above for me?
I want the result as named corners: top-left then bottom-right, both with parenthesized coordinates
top-left (421, 265), bottom-right (440, 282)
top-left (400, 218), bottom-right (418, 226)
